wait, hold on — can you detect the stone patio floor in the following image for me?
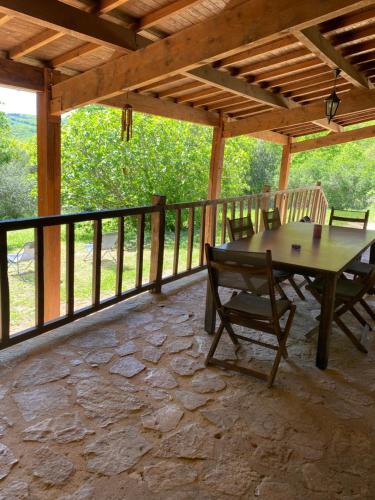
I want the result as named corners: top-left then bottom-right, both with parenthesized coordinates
top-left (0, 273), bottom-right (375, 499)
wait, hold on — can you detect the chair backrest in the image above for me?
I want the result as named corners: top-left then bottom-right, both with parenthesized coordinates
top-left (102, 232), bottom-right (118, 250)
top-left (329, 208), bottom-right (369, 230)
top-left (205, 244), bottom-right (277, 313)
top-left (19, 241), bottom-right (35, 261)
top-left (226, 216), bottom-right (254, 241)
top-left (262, 208), bottom-right (281, 230)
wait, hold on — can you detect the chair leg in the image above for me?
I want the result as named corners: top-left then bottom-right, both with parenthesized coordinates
top-left (334, 315), bottom-right (368, 353)
top-left (288, 277), bottom-right (306, 300)
top-left (349, 306), bottom-right (372, 331)
top-left (205, 322), bottom-right (225, 366)
top-left (275, 282), bottom-right (288, 301)
top-left (359, 298), bottom-right (375, 321)
top-left (268, 305), bottom-right (295, 387)
top-left (222, 320), bottom-right (240, 346)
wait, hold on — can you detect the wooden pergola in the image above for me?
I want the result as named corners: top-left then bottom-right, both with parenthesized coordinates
top-left (1, 0), bottom-right (375, 318)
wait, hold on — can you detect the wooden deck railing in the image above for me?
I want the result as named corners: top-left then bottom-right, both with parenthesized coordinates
top-left (0, 183), bottom-right (327, 350)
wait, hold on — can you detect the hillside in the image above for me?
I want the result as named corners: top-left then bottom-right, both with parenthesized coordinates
top-left (7, 113), bottom-right (36, 140)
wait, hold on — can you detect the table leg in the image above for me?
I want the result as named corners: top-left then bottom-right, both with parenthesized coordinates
top-left (204, 279), bottom-right (216, 334)
top-left (316, 272), bottom-right (337, 369)
top-left (370, 242), bottom-right (375, 265)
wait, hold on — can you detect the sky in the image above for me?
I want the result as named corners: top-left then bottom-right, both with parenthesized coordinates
top-left (0, 86), bottom-right (36, 115)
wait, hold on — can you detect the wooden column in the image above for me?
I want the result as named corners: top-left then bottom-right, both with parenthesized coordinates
top-left (37, 69), bottom-right (61, 321)
top-left (278, 138), bottom-right (292, 222)
top-left (205, 123), bottom-right (225, 245)
top-left (149, 194), bottom-right (166, 293)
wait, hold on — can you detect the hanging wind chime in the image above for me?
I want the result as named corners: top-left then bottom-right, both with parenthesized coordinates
top-left (121, 104), bottom-right (133, 142)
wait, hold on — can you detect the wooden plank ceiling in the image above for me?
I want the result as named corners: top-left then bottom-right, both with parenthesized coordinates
top-left (0, 0), bottom-right (375, 140)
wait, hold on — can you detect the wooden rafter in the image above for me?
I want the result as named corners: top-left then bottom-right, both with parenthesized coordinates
top-left (138, 0), bottom-right (201, 31)
top-left (9, 29), bottom-right (64, 60)
top-left (50, 42), bottom-right (100, 68)
top-left (0, 0), bottom-right (147, 52)
top-left (51, 0), bottom-right (375, 114)
top-left (0, 12), bottom-right (10, 25)
top-left (291, 124), bottom-right (375, 152)
top-left (294, 26), bottom-right (373, 88)
top-left (250, 130), bottom-right (290, 145)
top-left (223, 87), bottom-right (375, 137)
top-left (98, 0), bottom-right (132, 15)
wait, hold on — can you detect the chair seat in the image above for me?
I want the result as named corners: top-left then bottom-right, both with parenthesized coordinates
top-left (345, 260), bottom-right (374, 277)
top-left (223, 291), bottom-right (290, 319)
top-left (308, 277), bottom-right (364, 300)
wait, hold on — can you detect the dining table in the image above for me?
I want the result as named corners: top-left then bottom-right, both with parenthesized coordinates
top-left (204, 221), bottom-right (375, 369)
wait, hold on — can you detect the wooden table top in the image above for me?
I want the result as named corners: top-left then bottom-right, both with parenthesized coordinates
top-left (219, 222), bottom-right (375, 274)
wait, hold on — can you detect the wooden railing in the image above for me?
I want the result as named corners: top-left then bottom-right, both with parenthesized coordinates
top-left (0, 183), bottom-right (327, 350)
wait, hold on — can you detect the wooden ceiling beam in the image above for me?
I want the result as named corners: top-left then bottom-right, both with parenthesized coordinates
top-left (0, 57), bottom-right (44, 91)
top-left (294, 26), bottom-right (372, 88)
top-left (50, 42), bottom-right (100, 68)
top-left (0, 12), bottom-right (10, 25)
top-left (98, 0), bottom-right (133, 15)
top-left (51, 0), bottom-right (375, 114)
top-left (291, 124), bottom-right (375, 152)
top-left (102, 91), bottom-right (220, 126)
top-left (223, 87), bottom-right (375, 137)
top-left (312, 118), bottom-right (343, 132)
top-left (188, 66), bottom-right (294, 109)
top-left (9, 29), bottom-right (64, 60)
top-left (138, 0), bottom-right (201, 31)
top-left (0, 0), bottom-right (147, 52)
top-left (249, 130), bottom-right (290, 145)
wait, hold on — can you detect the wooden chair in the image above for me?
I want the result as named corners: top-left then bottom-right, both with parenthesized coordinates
top-left (205, 244), bottom-right (296, 387)
top-left (329, 208), bottom-right (369, 230)
top-left (262, 208), bottom-right (281, 230)
top-left (7, 241), bottom-right (35, 277)
top-left (307, 268), bottom-right (375, 353)
top-left (226, 216), bottom-right (254, 241)
top-left (261, 208), bottom-right (306, 300)
top-left (84, 232), bottom-right (118, 262)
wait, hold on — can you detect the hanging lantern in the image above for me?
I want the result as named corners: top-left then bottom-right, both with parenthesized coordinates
top-left (121, 104), bottom-right (133, 142)
top-left (325, 68), bottom-right (341, 123)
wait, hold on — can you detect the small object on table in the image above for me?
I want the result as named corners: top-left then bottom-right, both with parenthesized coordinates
top-left (291, 244), bottom-right (301, 251)
top-left (313, 224), bottom-right (322, 239)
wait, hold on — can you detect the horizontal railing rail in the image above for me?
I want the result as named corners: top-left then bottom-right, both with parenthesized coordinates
top-left (0, 183), bottom-right (328, 351)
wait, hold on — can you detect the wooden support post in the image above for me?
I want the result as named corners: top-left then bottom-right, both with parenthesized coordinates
top-left (37, 69), bottom-right (61, 321)
top-left (311, 181), bottom-right (322, 222)
top-left (205, 123), bottom-right (225, 245)
top-left (278, 138), bottom-right (292, 222)
top-left (149, 195), bottom-right (166, 293)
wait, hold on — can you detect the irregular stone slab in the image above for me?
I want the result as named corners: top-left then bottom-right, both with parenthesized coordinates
top-left (70, 328), bottom-right (118, 349)
top-left (195, 336), bottom-right (238, 361)
top-left (166, 314), bottom-right (190, 324)
top-left (145, 368), bottom-right (178, 389)
top-left (76, 378), bottom-right (144, 427)
top-left (156, 423), bottom-right (213, 459)
top-left (191, 372), bottom-right (226, 394)
top-left (115, 341), bottom-right (139, 357)
top-left (167, 339), bottom-right (193, 354)
top-left (170, 356), bottom-right (204, 376)
top-left (126, 312), bottom-right (154, 327)
top-left (84, 351), bottom-right (113, 366)
top-left (200, 408), bottom-right (240, 430)
top-left (14, 358), bottom-right (70, 388)
top-left (53, 413), bottom-right (94, 444)
top-left (32, 446), bottom-right (74, 485)
top-left (203, 461), bottom-right (259, 496)
top-left (175, 390), bottom-right (211, 411)
top-left (70, 359), bottom-right (83, 366)
top-left (142, 346), bottom-right (163, 364)
top-left (0, 385), bottom-right (8, 400)
top-left (110, 357), bottom-right (145, 378)
top-left (66, 369), bottom-right (98, 385)
top-left (171, 324), bottom-right (194, 337)
top-left (85, 428), bottom-right (152, 476)
top-left (59, 484), bottom-right (95, 500)
top-left (147, 388), bottom-right (172, 401)
top-left (22, 418), bottom-right (52, 442)
top-left (143, 461), bottom-right (197, 493)
top-left (160, 306), bottom-right (187, 316)
top-left (144, 322), bottom-right (164, 333)
top-left (13, 384), bottom-right (71, 422)
top-left (147, 333), bottom-right (168, 347)
top-left (255, 479), bottom-right (297, 499)
top-left (0, 415), bottom-right (12, 437)
top-left (0, 480), bottom-right (29, 500)
top-left (141, 404), bottom-right (183, 433)
top-left (0, 443), bottom-right (18, 480)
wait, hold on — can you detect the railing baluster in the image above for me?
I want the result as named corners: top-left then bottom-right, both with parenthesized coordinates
top-left (116, 217), bottom-right (125, 297)
top-left (136, 214), bottom-right (145, 288)
top-left (231, 201), bottom-right (236, 220)
top-left (66, 223), bottom-right (75, 317)
top-left (187, 207), bottom-right (195, 271)
top-left (211, 205), bottom-right (217, 244)
top-left (239, 200), bottom-right (244, 219)
top-left (35, 226), bottom-right (44, 327)
top-left (92, 219), bottom-right (102, 306)
top-left (255, 196), bottom-right (260, 232)
top-left (221, 203), bottom-right (227, 243)
top-left (199, 205), bottom-right (206, 266)
top-left (0, 229), bottom-right (10, 342)
top-left (291, 192), bottom-right (299, 221)
top-left (173, 209), bottom-right (181, 275)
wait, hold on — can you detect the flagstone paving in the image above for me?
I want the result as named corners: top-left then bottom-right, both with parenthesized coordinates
top-left (0, 275), bottom-right (374, 499)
